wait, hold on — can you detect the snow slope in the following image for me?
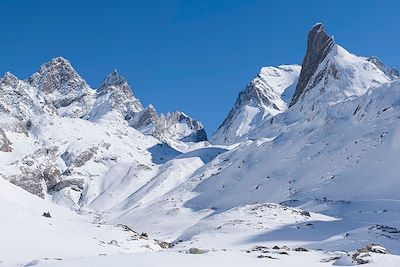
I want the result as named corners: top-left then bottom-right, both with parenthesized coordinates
top-left (0, 178), bottom-right (162, 266)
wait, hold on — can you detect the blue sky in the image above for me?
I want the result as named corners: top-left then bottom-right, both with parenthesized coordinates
top-left (1, 0), bottom-right (399, 134)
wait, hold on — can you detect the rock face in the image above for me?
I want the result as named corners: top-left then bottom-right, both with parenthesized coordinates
top-left (0, 128), bottom-right (12, 152)
top-left (290, 23), bottom-right (335, 106)
top-left (157, 111), bottom-right (207, 143)
top-left (286, 23), bottom-right (398, 113)
top-left (0, 72), bottom-right (53, 120)
top-left (367, 56), bottom-right (399, 80)
top-left (96, 69), bottom-right (143, 113)
top-left (212, 65), bottom-right (300, 144)
top-left (28, 57), bottom-right (94, 117)
top-left (128, 105), bottom-right (158, 134)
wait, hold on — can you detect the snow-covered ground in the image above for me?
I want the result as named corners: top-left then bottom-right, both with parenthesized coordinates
top-left (0, 178), bottom-right (162, 266)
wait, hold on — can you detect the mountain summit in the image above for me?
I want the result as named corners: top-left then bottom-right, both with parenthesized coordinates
top-left (212, 65), bottom-right (301, 144)
top-left (290, 23), bottom-right (335, 106)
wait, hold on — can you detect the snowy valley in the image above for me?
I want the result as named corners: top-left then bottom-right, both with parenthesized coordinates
top-left (1, 23), bottom-right (400, 266)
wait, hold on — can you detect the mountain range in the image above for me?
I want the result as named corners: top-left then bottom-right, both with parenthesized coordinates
top-left (1, 23), bottom-right (400, 266)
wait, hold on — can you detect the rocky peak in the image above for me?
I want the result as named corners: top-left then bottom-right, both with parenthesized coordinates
top-left (1, 72), bottom-right (20, 87)
top-left (102, 69), bottom-right (126, 87)
top-left (28, 57), bottom-right (91, 108)
top-left (127, 105), bottom-right (158, 134)
top-left (290, 23), bottom-right (335, 106)
top-left (94, 69), bottom-right (143, 115)
top-left (367, 56), bottom-right (399, 80)
top-left (211, 65), bottom-right (300, 145)
top-left (97, 69), bottom-right (134, 100)
top-left (239, 65), bottom-right (300, 110)
top-left (157, 111), bottom-right (207, 143)
top-left (164, 111), bottom-right (204, 131)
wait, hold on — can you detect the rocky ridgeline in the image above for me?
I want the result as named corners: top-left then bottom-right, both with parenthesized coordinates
top-left (0, 58), bottom-right (207, 199)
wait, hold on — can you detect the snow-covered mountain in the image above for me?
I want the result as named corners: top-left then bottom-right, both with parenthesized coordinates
top-left (212, 65), bottom-right (301, 144)
top-left (0, 58), bottom-right (207, 203)
top-left (2, 23), bottom-right (400, 266)
top-left (99, 23), bottom-right (400, 264)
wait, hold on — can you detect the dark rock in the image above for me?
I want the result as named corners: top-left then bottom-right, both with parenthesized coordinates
top-left (300, 210), bottom-right (311, 217)
top-left (42, 212), bottom-right (51, 218)
top-left (189, 247), bottom-right (208, 254)
top-left (257, 255), bottom-right (278, 259)
top-left (294, 247), bottom-right (309, 252)
top-left (51, 179), bottom-right (84, 192)
top-left (290, 23), bottom-right (335, 106)
top-left (140, 232), bottom-right (148, 239)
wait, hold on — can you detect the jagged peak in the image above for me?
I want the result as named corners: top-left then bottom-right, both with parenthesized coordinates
top-left (1, 71), bottom-right (19, 85)
top-left (28, 56), bottom-right (87, 91)
top-left (0, 71), bottom-right (20, 86)
top-left (102, 69), bottom-right (127, 87)
top-left (367, 56), bottom-right (399, 80)
top-left (237, 64), bottom-right (301, 109)
top-left (36, 56), bottom-right (75, 75)
top-left (290, 23), bottom-right (335, 106)
top-left (97, 69), bottom-right (135, 100)
top-left (26, 56), bottom-right (92, 109)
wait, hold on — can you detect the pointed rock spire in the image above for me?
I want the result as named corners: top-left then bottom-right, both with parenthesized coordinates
top-left (290, 23), bottom-right (335, 106)
top-left (101, 69), bottom-right (127, 87)
top-left (98, 69), bottom-right (134, 99)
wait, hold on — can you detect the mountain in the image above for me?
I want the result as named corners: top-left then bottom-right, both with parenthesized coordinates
top-left (290, 23), bottom-right (335, 106)
top-left (99, 23), bottom-right (400, 260)
top-left (290, 23), bottom-right (395, 110)
top-left (28, 57), bottom-right (95, 118)
top-left (212, 65), bottom-right (301, 144)
top-left (0, 59), bottom-right (207, 203)
top-left (88, 69), bottom-right (207, 144)
top-left (2, 23), bottom-right (400, 266)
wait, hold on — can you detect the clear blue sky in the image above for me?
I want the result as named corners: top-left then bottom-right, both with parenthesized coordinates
top-left (1, 0), bottom-right (399, 134)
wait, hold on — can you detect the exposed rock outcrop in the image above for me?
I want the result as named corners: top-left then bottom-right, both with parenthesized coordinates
top-left (212, 65), bottom-right (300, 144)
top-left (0, 128), bottom-right (12, 152)
top-left (290, 23), bottom-right (335, 106)
top-left (28, 57), bottom-right (93, 110)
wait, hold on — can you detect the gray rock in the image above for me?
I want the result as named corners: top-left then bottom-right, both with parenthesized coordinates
top-left (28, 57), bottom-right (92, 109)
top-left (188, 247), bottom-right (208, 254)
top-left (367, 56), bottom-right (399, 80)
top-left (0, 128), bottom-right (12, 152)
top-left (159, 111), bottom-right (207, 142)
top-left (51, 179), bottom-right (84, 192)
top-left (128, 105), bottom-right (158, 134)
top-left (290, 23), bottom-right (335, 106)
